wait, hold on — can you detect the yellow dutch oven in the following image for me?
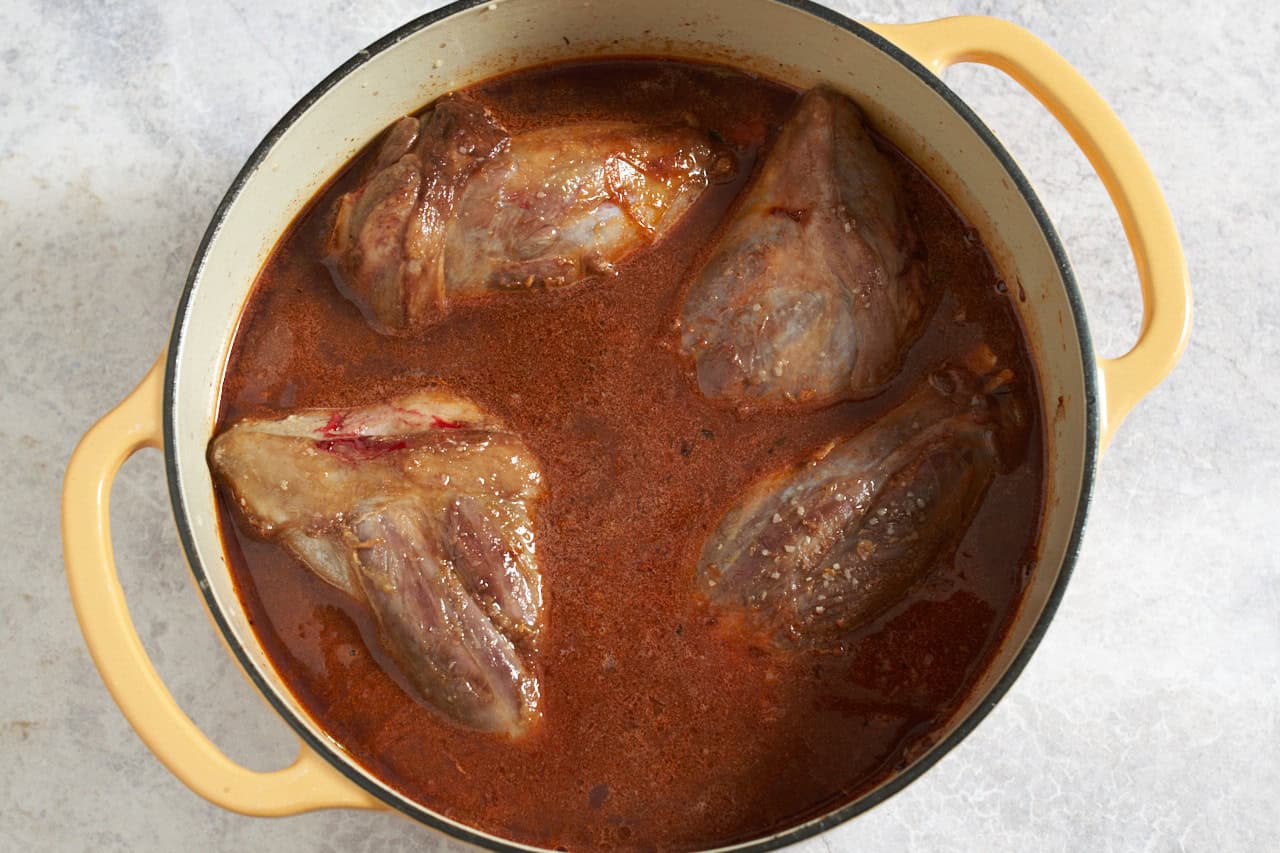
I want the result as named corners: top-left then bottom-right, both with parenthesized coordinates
top-left (61, 1), bottom-right (1190, 848)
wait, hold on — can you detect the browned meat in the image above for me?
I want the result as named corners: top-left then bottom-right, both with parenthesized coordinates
top-left (696, 366), bottom-right (1005, 648)
top-left (679, 86), bottom-right (929, 407)
top-left (326, 93), bottom-right (719, 333)
top-left (208, 390), bottom-right (544, 735)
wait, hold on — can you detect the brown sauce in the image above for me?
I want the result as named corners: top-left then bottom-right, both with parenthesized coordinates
top-left (215, 59), bottom-right (1044, 850)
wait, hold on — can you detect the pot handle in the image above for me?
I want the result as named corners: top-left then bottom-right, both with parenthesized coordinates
top-left (867, 16), bottom-right (1191, 447)
top-left (61, 354), bottom-right (383, 815)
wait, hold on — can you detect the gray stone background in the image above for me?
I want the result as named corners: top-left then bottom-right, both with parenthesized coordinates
top-left (2, 0), bottom-right (1276, 850)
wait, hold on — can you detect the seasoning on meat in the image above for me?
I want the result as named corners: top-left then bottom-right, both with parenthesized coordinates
top-left (696, 363), bottom-right (1012, 647)
top-left (208, 390), bottom-right (544, 735)
top-left (325, 92), bottom-right (721, 334)
top-left (679, 86), bottom-right (930, 407)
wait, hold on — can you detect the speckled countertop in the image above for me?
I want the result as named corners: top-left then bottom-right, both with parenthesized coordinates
top-left (3, 0), bottom-right (1276, 850)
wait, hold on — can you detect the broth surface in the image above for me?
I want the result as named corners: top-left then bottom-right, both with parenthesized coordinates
top-left (215, 59), bottom-right (1043, 850)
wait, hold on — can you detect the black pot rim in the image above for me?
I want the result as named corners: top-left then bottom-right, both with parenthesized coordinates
top-left (163, 1), bottom-right (1100, 849)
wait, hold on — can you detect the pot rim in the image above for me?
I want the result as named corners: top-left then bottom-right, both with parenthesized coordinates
top-left (162, 0), bottom-right (1101, 849)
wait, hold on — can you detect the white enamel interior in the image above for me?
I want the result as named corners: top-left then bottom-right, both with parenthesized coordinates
top-left (166, 0), bottom-right (1093, 846)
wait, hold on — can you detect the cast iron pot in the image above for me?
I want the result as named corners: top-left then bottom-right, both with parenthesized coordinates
top-left (62, 0), bottom-right (1191, 849)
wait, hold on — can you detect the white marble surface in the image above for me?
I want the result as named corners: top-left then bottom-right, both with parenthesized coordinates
top-left (3, 0), bottom-right (1276, 850)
